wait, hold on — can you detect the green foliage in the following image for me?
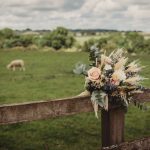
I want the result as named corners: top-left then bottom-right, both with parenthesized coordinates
top-left (32, 36), bottom-right (49, 48)
top-left (81, 32), bottom-right (150, 53)
top-left (89, 45), bottom-right (101, 62)
top-left (2, 35), bottom-right (33, 48)
top-left (0, 27), bottom-right (75, 50)
top-left (19, 35), bottom-right (33, 47)
top-left (0, 28), bottom-right (16, 48)
top-left (40, 27), bottom-right (75, 50)
top-left (73, 62), bottom-right (88, 75)
top-left (82, 39), bottom-right (96, 52)
top-left (144, 39), bottom-right (150, 53)
top-left (82, 38), bottom-right (108, 52)
top-left (48, 27), bottom-right (75, 50)
top-left (65, 35), bottom-right (75, 48)
top-left (0, 40), bottom-right (4, 48)
top-left (91, 90), bottom-right (105, 107)
top-left (123, 32), bottom-right (144, 53)
top-left (3, 39), bottom-right (12, 48)
top-left (0, 28), bottom-right (149, 53)
top-left (53, 27), bottom-right (68, 36)
top-left (0, 28), bottom-right (15, 39)
top-left (51, 39), bottom-right (62, 50)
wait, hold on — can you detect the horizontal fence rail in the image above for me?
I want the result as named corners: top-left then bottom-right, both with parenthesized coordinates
top-left (0, 96), bottom-right (93, 125)
top-left (0, 89), bottom-right (150, 125)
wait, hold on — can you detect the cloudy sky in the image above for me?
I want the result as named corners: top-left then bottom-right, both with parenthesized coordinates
top-left (0, 0), bottom-right (149, 31)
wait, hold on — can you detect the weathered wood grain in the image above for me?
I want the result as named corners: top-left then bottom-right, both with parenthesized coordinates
top-left (0, 89), bottom-right (149, 125)
top-left (132, 88), bottom-right (150, 102)
top-left (0, 96), bottom-right (93, 125)
top-left (101, 108), bottom-right (125, 147)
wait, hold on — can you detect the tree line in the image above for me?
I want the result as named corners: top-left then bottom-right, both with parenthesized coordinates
top-left (0, 27), bottom-right (149, 53)
top-left (82, 32), bottom-right (150, 53)
top-left (0, 27), bottom-right (75, 50)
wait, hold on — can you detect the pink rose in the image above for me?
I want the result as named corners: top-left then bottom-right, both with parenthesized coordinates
top-left (88, 67), bottom-right (101, 81)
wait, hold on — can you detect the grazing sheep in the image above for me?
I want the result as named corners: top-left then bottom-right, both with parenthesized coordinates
top-left (7, 59), bottom-right (25, 71)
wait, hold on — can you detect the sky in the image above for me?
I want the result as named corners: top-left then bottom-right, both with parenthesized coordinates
top-left (0, 0), bottom-right (149, 31)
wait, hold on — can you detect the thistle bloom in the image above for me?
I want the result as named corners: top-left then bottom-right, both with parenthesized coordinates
top-left (87, 67), bottom-right (101, 81)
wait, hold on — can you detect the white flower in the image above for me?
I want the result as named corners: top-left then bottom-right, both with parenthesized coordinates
top-left (104, 64), bottom-right (112, 70)
top-left (111, 70), bottom-right (126, 85)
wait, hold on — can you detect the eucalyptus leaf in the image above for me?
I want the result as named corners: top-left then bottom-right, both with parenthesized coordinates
top-left (73, 62), bottom-right (88, 75)
top-left (89, 45), bottom-right (101, 62)
top-left (91, 90), bottom-right (105, 107)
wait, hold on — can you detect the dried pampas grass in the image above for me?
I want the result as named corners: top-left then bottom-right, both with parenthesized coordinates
top-left (125, 60), bottom-right (145, 73)
top-left (125, 76), bottom-right (145, 85)
top-left (114, 57), bottom-right (128, 71)
top-left (110, 48), bottom-right (126, 62)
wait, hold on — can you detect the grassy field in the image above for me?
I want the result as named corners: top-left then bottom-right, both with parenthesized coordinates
top-left (0, 50), bottom-right (150, 150)
top-left (76, 35), bottom-right (102, 45)
top-left (75, 34), bottom-right (109, 45)
top-left (0, 51), bottom-right (89, 104)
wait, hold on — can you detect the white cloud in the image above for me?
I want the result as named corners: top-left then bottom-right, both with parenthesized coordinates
top-left (125, 5), bottom-right (150, 19)
top-left (0, 0), bottom-right (149, 31)
top-left (94, 0), bottom-right (121, 13)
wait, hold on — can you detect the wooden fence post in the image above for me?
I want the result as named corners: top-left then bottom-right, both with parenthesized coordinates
top-left (101, 106), bottom-right (125, 147)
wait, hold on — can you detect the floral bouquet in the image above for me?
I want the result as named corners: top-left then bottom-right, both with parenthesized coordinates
top-left (74, 46), bottom-right (146, 117)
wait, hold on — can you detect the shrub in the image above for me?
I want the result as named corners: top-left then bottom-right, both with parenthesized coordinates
top-left (47, 27), bottom-right (75, 50)
top-left (82, 38), bottom-right (108, 52)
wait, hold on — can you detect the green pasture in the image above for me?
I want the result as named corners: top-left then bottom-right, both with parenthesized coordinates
top-left (0, 51), bottom-right (89, 104)
top-left (76, 35), bottom-right (102, 45)
top-left (75, 34), bottom-right (109, 45)
top-left (0, 50), bottom-right (149, 150)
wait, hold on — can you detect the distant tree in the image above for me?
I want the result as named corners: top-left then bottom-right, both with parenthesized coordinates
top-left (47, 27), bottom-right (75, 50)
top-left (3, 39), bottom-right (13, 48)
top-left (108, 33), bottom-right (124, 47)
top-left (0, 40), bottom-right (4, 48)
top-left (82, 39), bottom-right (95, 52)
top-left (19, 35), bottom-right (33, 47)
top-left (123, 32), bottom-right (145, 53)
top-left (1, 28), bottom-right (14, 39)
top-left (82, 38), bottom-right (108, 52)
top-left (65, 35), bottom-right (75, 48)
top-left (33, 36), bottom-right (48, 47)
top-left (97, 38), bottom-right (107, 49)
top-left (51, 40), bottom-right (62, 50)
top-left (0, 30), bottom-right (3, 39)
top-left (52, 27), bottom-right (68, 36)
top-left (2, 34), bottom-right (34, 48)
top-left (24, 28), bottom-right (32, 32)
top-left (144, 39), bottom-right (150, 53)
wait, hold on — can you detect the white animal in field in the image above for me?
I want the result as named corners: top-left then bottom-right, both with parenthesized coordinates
top-left (7, 59), bottom-right (25, 71)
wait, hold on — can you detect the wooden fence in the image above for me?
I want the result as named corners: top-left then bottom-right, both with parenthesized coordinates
top-left (0, 89), bottom-right (150, 149)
